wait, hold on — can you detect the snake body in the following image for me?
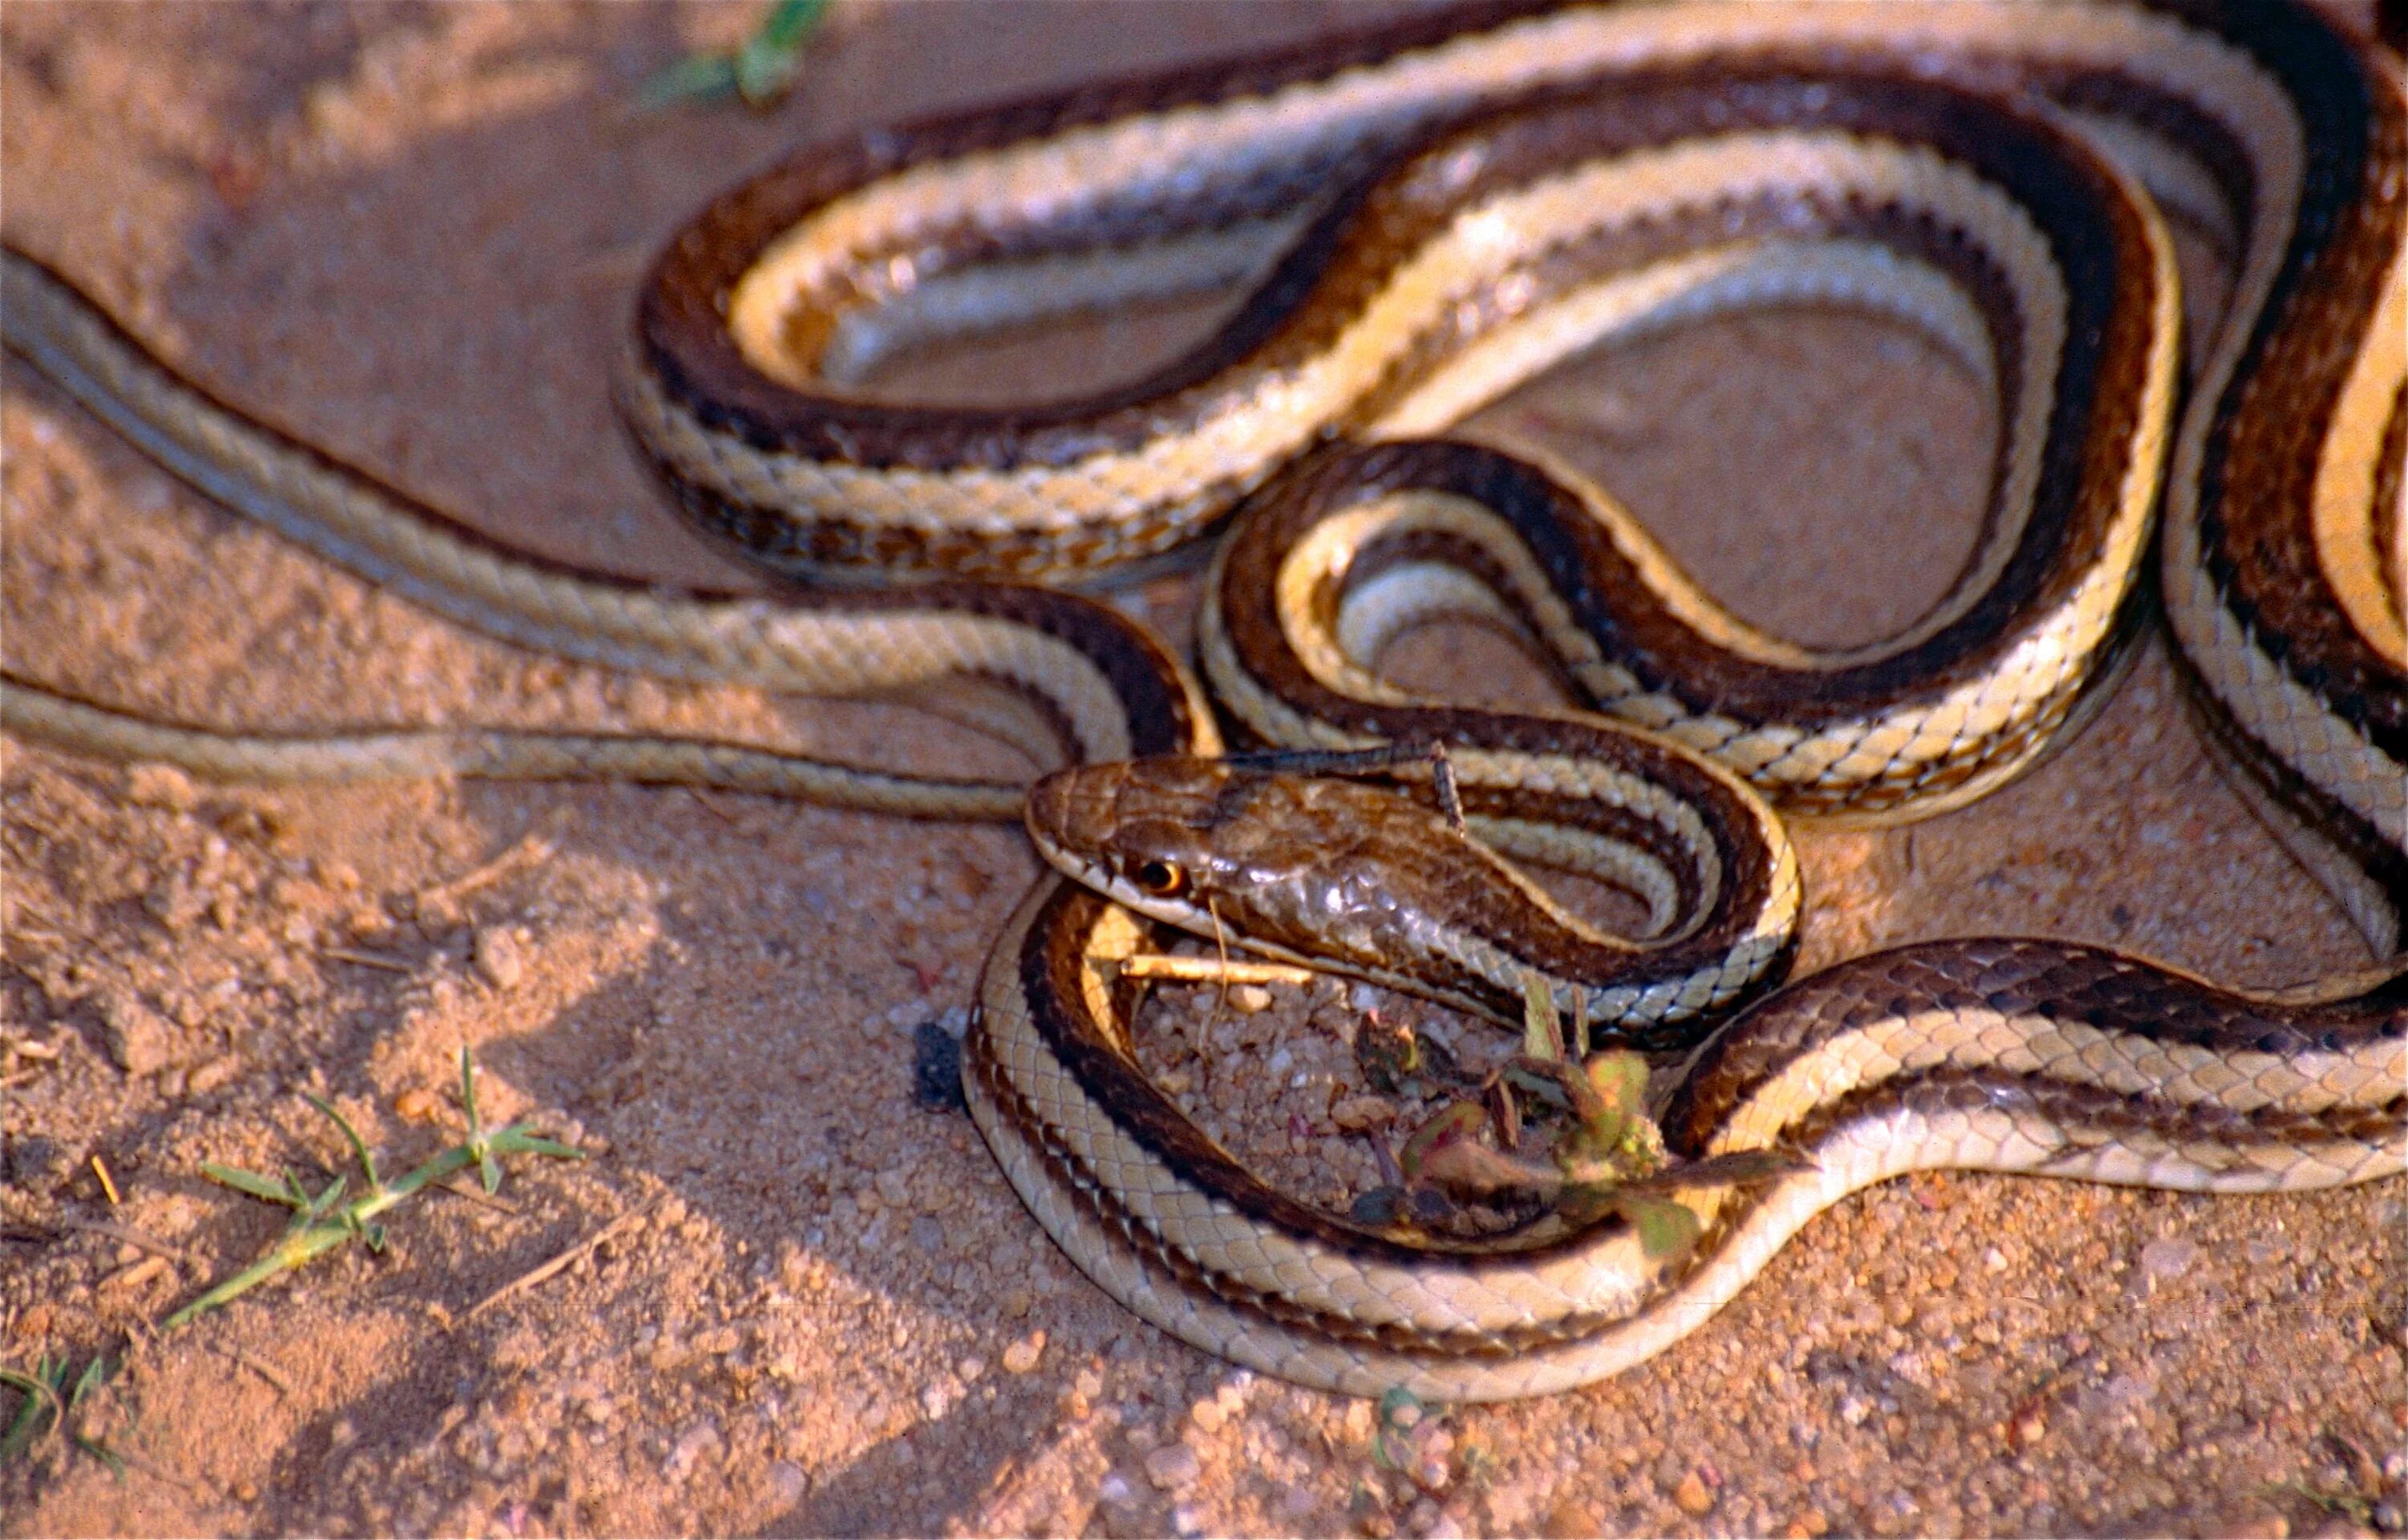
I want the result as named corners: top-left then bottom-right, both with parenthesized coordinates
top-left (2, 0), bottom-right (2402, 1402)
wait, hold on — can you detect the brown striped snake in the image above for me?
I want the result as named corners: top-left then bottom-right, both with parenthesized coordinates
top-left (2, 0), bottom-right (2402, 1401)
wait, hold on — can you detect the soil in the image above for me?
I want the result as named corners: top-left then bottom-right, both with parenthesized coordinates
top-left (2, 4), bottom-right (2401, 1537)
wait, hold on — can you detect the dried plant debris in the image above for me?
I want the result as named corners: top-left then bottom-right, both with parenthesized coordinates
top-left (1354, 972), bottom-right (1803, 1256)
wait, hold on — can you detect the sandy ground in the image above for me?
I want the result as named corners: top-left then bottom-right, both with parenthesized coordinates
top-left (2, 3), bottom-right (2402, 1536)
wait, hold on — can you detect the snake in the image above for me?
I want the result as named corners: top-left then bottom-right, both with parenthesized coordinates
top-left (2, 0), bottom-right (2402, 1403)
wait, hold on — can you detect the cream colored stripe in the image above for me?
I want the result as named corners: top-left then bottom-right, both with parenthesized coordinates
top-left (2311, 251), bottom-right (2408, 665)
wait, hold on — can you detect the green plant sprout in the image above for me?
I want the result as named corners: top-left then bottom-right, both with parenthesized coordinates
top-left (163, 1049), bottom-right (581, 1329)
top-left (1370, 974), bottom-right (1800, 1258)
top-left (640, 0), bottom-right (829, 112)
top-left (0, 1354), bottom-right (122, 1474)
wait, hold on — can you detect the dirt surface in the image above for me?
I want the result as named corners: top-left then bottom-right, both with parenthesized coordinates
top-left (2, 4), bottom-right (2402, 1537)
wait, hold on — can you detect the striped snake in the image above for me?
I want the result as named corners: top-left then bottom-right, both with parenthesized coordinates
top-left (2, 1), bottom-right (2402, 1402)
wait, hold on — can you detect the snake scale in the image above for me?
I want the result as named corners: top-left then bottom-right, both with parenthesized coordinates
top-left (2, 0), bottom-right (2402, 1401)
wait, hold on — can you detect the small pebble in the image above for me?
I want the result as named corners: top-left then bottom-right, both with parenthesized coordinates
top-left (99, 990), bottom-right (177, 1076)
top-left (1145, 1443), bottom-right (1202, 1490)
top-left (1230, 984), bottom-right (1273, 1013)
top-left (1189, 1398), bottom-right (1226, 1434)
top-left (1001, 1331), bottom-right (1046, 1375)
top-left (770, 1461), bottom-right (808, 1505)
top-left (187, 1054), bottom-right (242, 1094)
top-left (472, 927), bottom-right (525, 990)
top-left (2138, 1236), bottom-right (2198, 1284)
top-left (126, 763), bottom-right (199, 811)
top-left (1331, 1096), bottom-right (1397, 1131)
top-left (396, 1086), bottom-right (440, 1122)
top-left (1673, 1472), bottom-right (1714, 1516)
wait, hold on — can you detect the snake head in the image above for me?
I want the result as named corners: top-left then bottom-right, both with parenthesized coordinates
top-left (1023, 756), bottom-right (1605, 1024)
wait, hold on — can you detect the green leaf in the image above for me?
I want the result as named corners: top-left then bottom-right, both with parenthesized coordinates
top-left (201, 1163), bottom-right (298, 1205)
top-left (0, 1367), bottom-right (60, 1461)
top-left (491, 1127), bottom-right (584, 1162)
top-left (640, 0), bottom-right (829, 113)
top-left (1616, 1195), bottom-right (1702, 1259)
top-left (459, 1047), bottom-right (483, 1138)
top-left (1583, 1051), bottom-right (1649, 1122)
top-left (1519, 971), bottom-right (1560, 1061)
top-left (306, 1093), bottom-right (381, 1192)
top-left (67, 1355), bottom-right (109, 1411)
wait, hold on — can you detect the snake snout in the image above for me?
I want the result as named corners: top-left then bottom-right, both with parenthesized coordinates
top-left (1022, 766), bottom-right (1093, 854)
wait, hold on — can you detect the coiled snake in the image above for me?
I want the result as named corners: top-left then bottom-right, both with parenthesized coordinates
top-left (2, 0), bottom-right (2401, 1400)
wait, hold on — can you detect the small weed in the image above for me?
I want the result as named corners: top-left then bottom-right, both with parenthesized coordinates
top-left (164, 1049), bottom-right (581, 1328)
top-left (0, 1353), bottom-right (124, 1475)
top-left (639, 0), bottom-right (828, 112)
top-left (1359, 974), bottom-right (1801, 1256)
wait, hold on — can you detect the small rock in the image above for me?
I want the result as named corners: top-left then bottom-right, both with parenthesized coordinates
top-left (1190, 1398), bottom-right (1226, 1434)
top-left (769, 1461), bottom-right (808, 1505)
top-left (126, 763), bottom-right (199, 812)
top-left (1171, 1504), bottom-right (1206, 1537)
top-left (1002, 1331), bottom-right (1046, 1375)
top-left (187, 1054), bottom-right (242, 1095)
top-left (663, 1419), bottom-right (722, 1480)
top-left (1097, 1472), bottom-right (1138, 1509)
top-left (1229, 984), bottom-right (1273, 1013)
top-left (1341, 1400), bottom-right (1376, 1444)
top-left (2138, 1236), bottom-right (2199, 1286)
top-left (1541, 1503), bottom-right (1599, 1540)
top-left (913, 1020), bottom-right (967, 1112)
top-left (472, 927), bottom-right (526, 990)
top-left (1673, 1472), bottom-right (1714, 1516)
top-left (396, 1086), bottom-right (440, 1122)
top-left (1330, 1096), bottom-right (1397, 1132)
top-left (99, 991), bottom-right (177, 1075)
top-left (2007, 1404), bottom-right (2047, 1449)
top-left (1144, 1443), bottom-right (1202, 1490)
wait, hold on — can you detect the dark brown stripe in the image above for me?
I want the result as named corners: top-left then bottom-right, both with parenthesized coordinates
top-left (2377, 381), bottom-right (2406, 634)
top-left (634, 0), bottom-right (1567, 474)
top-left (2178, 1), bottom-right (2408, 764)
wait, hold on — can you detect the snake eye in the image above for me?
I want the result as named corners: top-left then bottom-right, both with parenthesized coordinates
top-left (1133, 858), bottom-right (1188, 898)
